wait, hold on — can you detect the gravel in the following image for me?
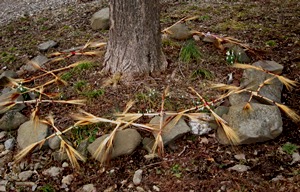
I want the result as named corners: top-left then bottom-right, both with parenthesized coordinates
top-left (0, 0), bottom-right (100, 26)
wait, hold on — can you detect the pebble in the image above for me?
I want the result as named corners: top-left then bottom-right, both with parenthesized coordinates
top-left (0, 145), bottom-right (4, 152)
top-left (42, 167), bottom-right (63, 177)
top-left (228, 164), bottom-right (250, 172)
top-left (234, 153), bottom-right (246, 161)
top-left (18, 170), bottom-right (33, 181)
top-left (0, 131), bottom-right (7, 140)
top-left (62, 174), bottom-right (74, 185)
top-left (133, 169), bottom-right (143, 185)
top-left (291, 152), bottom-right (300, 165)
top-left (62, 162), bottom-right (69, 168)
top-left (82, 184), bottom-right (96, 192)
top-left (153, 185), bottom-right (160, 191)
top-left (136, 186), bottom-right (145, 192)
top-left (4, 138), bottom-right (15, 150)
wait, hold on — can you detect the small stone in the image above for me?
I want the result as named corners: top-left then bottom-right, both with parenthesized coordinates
top-left (189, 120), bottom-right (212, 135)
top-left (0, 180), bottom-right (8, 192)
top-left (17, 120), bottom-right (49, 150)
top-left (0, 90), bottom-right (25, 114)
top-left (42, 167), bottom-right (63, 177)
top-left (271, 175), bottom-right (285, 182)
top-left (62, 162), bottom-right (69, 168)
top-left (37, 40), bottom-right (57, 51)
top-left (0, 185), bottom-right (6, 192)
top-left (291, 152), bottom-right (300, 165)
top-left (153, 185), bottom-right (160, 191)
top-left (0, 145), bottom-right (4, 152)
top-left (33, 163), bottom-right (41, 170)
top-left (4, 138), bottom-right (15, 150)
top-left (0, 131), bottom-right (7, 140)
top-left (150, 115), bottom-right (190, 145)
top-left (18, 170), bottom-right (33, 181)
top-left (136, 186), bottom-right (145, 192)
top-left (228, 164), bottom-right (250, 172)
top-left (48, 136), bottom-right (61, 150)
top-left (133, 169), bottom-right (143, 185)
top-left (234, 154), bottom-right (246, 161)
top-left (193, 35), bottom-right (200, 41)
top-left (0, 111), bottom-right (28, 131)
top-left (77, 139), bottom-right (89, 157)
top-left (61, 174), bottom-right (74, 185)
top-left (88, 129), bottom-right (141, 161)
top-left (82, 184), bottom-right (96, 192)
top-left (19, 161), bottom-right (28, 170)
top-left (18, 55), bottom-right (49, 74)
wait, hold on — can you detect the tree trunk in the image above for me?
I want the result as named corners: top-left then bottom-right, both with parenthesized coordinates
top-left (104, 0), bottom-right (162, 78)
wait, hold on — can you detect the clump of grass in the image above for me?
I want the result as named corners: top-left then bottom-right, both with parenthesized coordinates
top-left (162, 38), bottom-right (180, 47)
top-left (73, 61), bottom-right (94, 71)
top-left (39, 184), bottom-right (54, 192)
top-left (73, 80), bottom-right (87, 91)
top-left (82, 89), bottom-right (105, 98)
top-left (179, 40), bottom-right (201, 63)
top-left (282, 143), bottom-right (299, 155)
top-left (39, 184), bottom-right (55, 192)
top-left (61, 72), bottom-right (72, 81)
top-left (190, 68), bottom-right (214, 80)
top-left (0, 51), bottom-right (17, 63)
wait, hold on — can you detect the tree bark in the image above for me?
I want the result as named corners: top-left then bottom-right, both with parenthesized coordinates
top-left (104, 0), bottom-right (162, 78)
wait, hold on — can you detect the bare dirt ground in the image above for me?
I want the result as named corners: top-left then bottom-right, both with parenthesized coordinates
top-left (0, 0), bottom-right (299, 191)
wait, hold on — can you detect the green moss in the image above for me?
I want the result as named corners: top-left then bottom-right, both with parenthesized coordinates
top-left (82, 89), bottom-right (105, 98)
top-left (190, 68), bottom-right (214, 80)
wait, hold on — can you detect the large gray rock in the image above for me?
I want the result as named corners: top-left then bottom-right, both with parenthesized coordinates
top-left (0, 89), bottom-right (25, 114)
top-left (166, 23), bottom-right (193, 40)
top-left (91, 7), bottom-right (109, 30)
top-left (88, 129), bottom-right (141, 161)
top-left (17, 121), bottom-right (49, 150)
top-left (229, 62), bottom-right (283, 106)
top-left (253, 60), bottom-right (284, 74)
top-left (0, 111), bottom-right (28, 130)
top-left (149, 115), bottom-right (190, 145)
top-left (217, 103), bottom-right (282, 144)
top-left (240, 67), bottom-right (283, 104)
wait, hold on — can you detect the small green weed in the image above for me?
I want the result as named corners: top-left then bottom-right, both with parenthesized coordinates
top-left (135, 88), bottom-right (158, 112)
top-left (72, 125), bottom-right (99, 145)
top-left (199, 15), bottom-right (211, 21)
top-left (74, 62), bottom-right (94, 71)
top-left (265, 40), bottom-right (276, 47)
top-left (0, 52), bottom-right (16, 63)
top-left (61, 72), bottom-right (73, 81)
top-left (171, 164), bottom-right (182, 178)
top-left (39, 184), bottom-right (55, 192)
top-left (282, 142), bottom-right (299, 155)
top-left (179, 40), bottom-right (201, 63)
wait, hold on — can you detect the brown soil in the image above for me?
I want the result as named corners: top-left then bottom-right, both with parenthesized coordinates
top-left (0, 0), bottom-right (299, 191)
